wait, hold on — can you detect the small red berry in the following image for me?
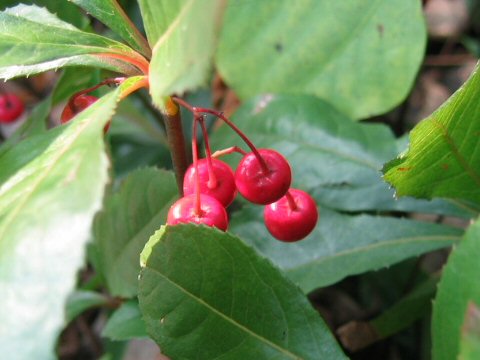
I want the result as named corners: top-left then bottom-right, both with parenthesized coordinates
top-left (61, 94), bottom-right (110, 133)
top-left (264, 189), bottom-right (318, 242)
top-left (167, 194), bottom-right (228, 231)
top-left (235, 149), bottom-right (292, 205)
top-left (0, 93), bottom-right (24, 123)
top-left (183, 158), bottom-right (237, 207)
top-left (61, 94), bottom-right (98, 123)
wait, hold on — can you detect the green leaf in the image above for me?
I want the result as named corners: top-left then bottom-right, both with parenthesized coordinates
top-left (0, 86), bottom-right (127, 358)
top-left (65, 290), bottom-right (109, 322)
top-left (0, 0), bottom-right (87, 28)
top-left (70, 0), bottom-right (151, 57)
top-left (459, 302), bottom-right (480, 360)
top-left (138, 225), bottom-right (347, 360)
top-left (102, 301), bottom-right (147, 341)
top-left (216, 0), bottom-right (426, 120)
top-left (210, 94), bottom-right (473, 218)
top-left (141, 0), bottom-right (223, 109)
top-left (0, 4), bottom-right (143, 80)
top-left (384, 63), bottom-right (480, 204)
top-left (229, 206), bottom-right (462, 293)
top-left (432, 218), bottom-right (480, 360)
top-left (93, 167), bottom-right (178, 297)
top-left (370, 277), bottom-right (436, 338)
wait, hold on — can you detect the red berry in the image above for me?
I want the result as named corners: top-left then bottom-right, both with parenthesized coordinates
top-left (167, 194), bottom-right (228, 231)
top-left (264, 189), bottom-right (318, 242)
top-left (0, 93), bottom-right (24, 123)
top-left (235, 149), bottom-right (291, 205)
top-left (183, 158), bottom-right (237, 207)
top-left (61, 94), bottom-right (110, 133)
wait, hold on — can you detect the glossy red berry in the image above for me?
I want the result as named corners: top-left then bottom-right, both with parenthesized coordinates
top-left (61, 94), bottom-right (111, 133)
top-left (0, 93), bottom-right (24, 123)
top-left (61, 94), bottom-right (98, 123)
top-left (235, 149), bottom-right (291, 205)
top-left (264, 189), bottom-right (318, 242)
top-left (167, 194), bottom-right (228, 231)
top-left (183, 158), bottom-right (237, 207)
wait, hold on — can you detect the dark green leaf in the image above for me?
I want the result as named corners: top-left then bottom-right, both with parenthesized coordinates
top-left (384, 63), bottom-right (480, 204)
top-left (0, 4), bottom-right (143, 79)
top-left (65, 290), bottom-right (109, 322)
top-left (94, 167), bottom-right (178, 297)
top-left (0, 85), bottom-right (129, 358)
top-left (216, 0), bottom-right (426, 119)
top-left (138, 225), bottom-right (347, 360)
top-left (371, 277), bottom-right (436, 338)
top-left (140, 0), bottom-right (223, 110)
top-left (102, 301), bottom-right (147, 341)
top-left (70, 0), bottom-right (151, 57)
top-left (432, 219), bottom-right (480, 360)
top-left (230, 206), bottom-right (462, 293)
top-left (211, 94), bottom-right (473, 218)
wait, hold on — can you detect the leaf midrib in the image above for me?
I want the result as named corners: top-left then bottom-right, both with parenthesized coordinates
top-left (147, 266), bottom-right (304, 359)
top-left (285, 234), bottom-right (460, 274)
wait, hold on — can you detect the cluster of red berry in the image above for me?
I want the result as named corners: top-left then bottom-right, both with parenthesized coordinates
top-left (167, 98), bottom-right (318, 242)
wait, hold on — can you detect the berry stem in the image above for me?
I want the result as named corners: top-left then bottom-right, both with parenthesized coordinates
top-left (198, 115), bottom-right (217, 189)
top-left (171, 96), bottom-right (269, 173)
top-left (192, 115), bottom-right (202, 216)
top-left (285, 191), bottom-right (298, 211)
top-left (212, 146), bottom-right (248, 158)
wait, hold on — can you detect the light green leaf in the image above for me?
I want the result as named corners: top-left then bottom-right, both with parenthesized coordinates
top-left (102, 301), bottom-right (147, 341)
top-left (93, 167), bottom-right (178, 297)
top-left (0, 4), bottom-right (144, 79)
top-left (70, 0), bottom-right (151, 57)
top-left (432, 219), bottom-right (480, 360)
top-left (65, 290), bottom-right (109, 322)
top-left (141, 0), bottom-right (223, 109)
top-left (216, 0), bottom-right (426, 120)
top-left (384, 63), bottom-right (480, 204)
top-left (138, 225), bottom-right (347, 360)
top-left (459, 302), bottom-right (480, 360)
top-left (230, 206), bottom-right (462, 293)
top-left (0, 85), bottom-right (128, 359)
top-left (210, 94), bottom-right (473, 218)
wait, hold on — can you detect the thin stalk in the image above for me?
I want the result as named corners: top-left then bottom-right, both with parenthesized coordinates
top-left (212, 146), bottom-right (247, 158)
top-left (198, 115), bottom-right (217, 189)
top-left (285, 191), bottom-right (298, 211)
top-left (192, 115), bottom-right (202, 216)
top-left (162, 98), bottom-right (188, 195)
top-left (171, 96), bottom-right (269, 173)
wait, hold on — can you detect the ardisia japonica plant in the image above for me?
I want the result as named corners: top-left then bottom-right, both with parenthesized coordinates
top-left (1, 1), bottom-right (479, 360)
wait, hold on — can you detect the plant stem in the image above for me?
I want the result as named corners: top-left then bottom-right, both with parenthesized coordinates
top-left (162, 97), bottom-right (188, 196)
top-left (285, 191), bottom-right (298, 211)
top-left (198, 115), bottom-right (217, 189)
